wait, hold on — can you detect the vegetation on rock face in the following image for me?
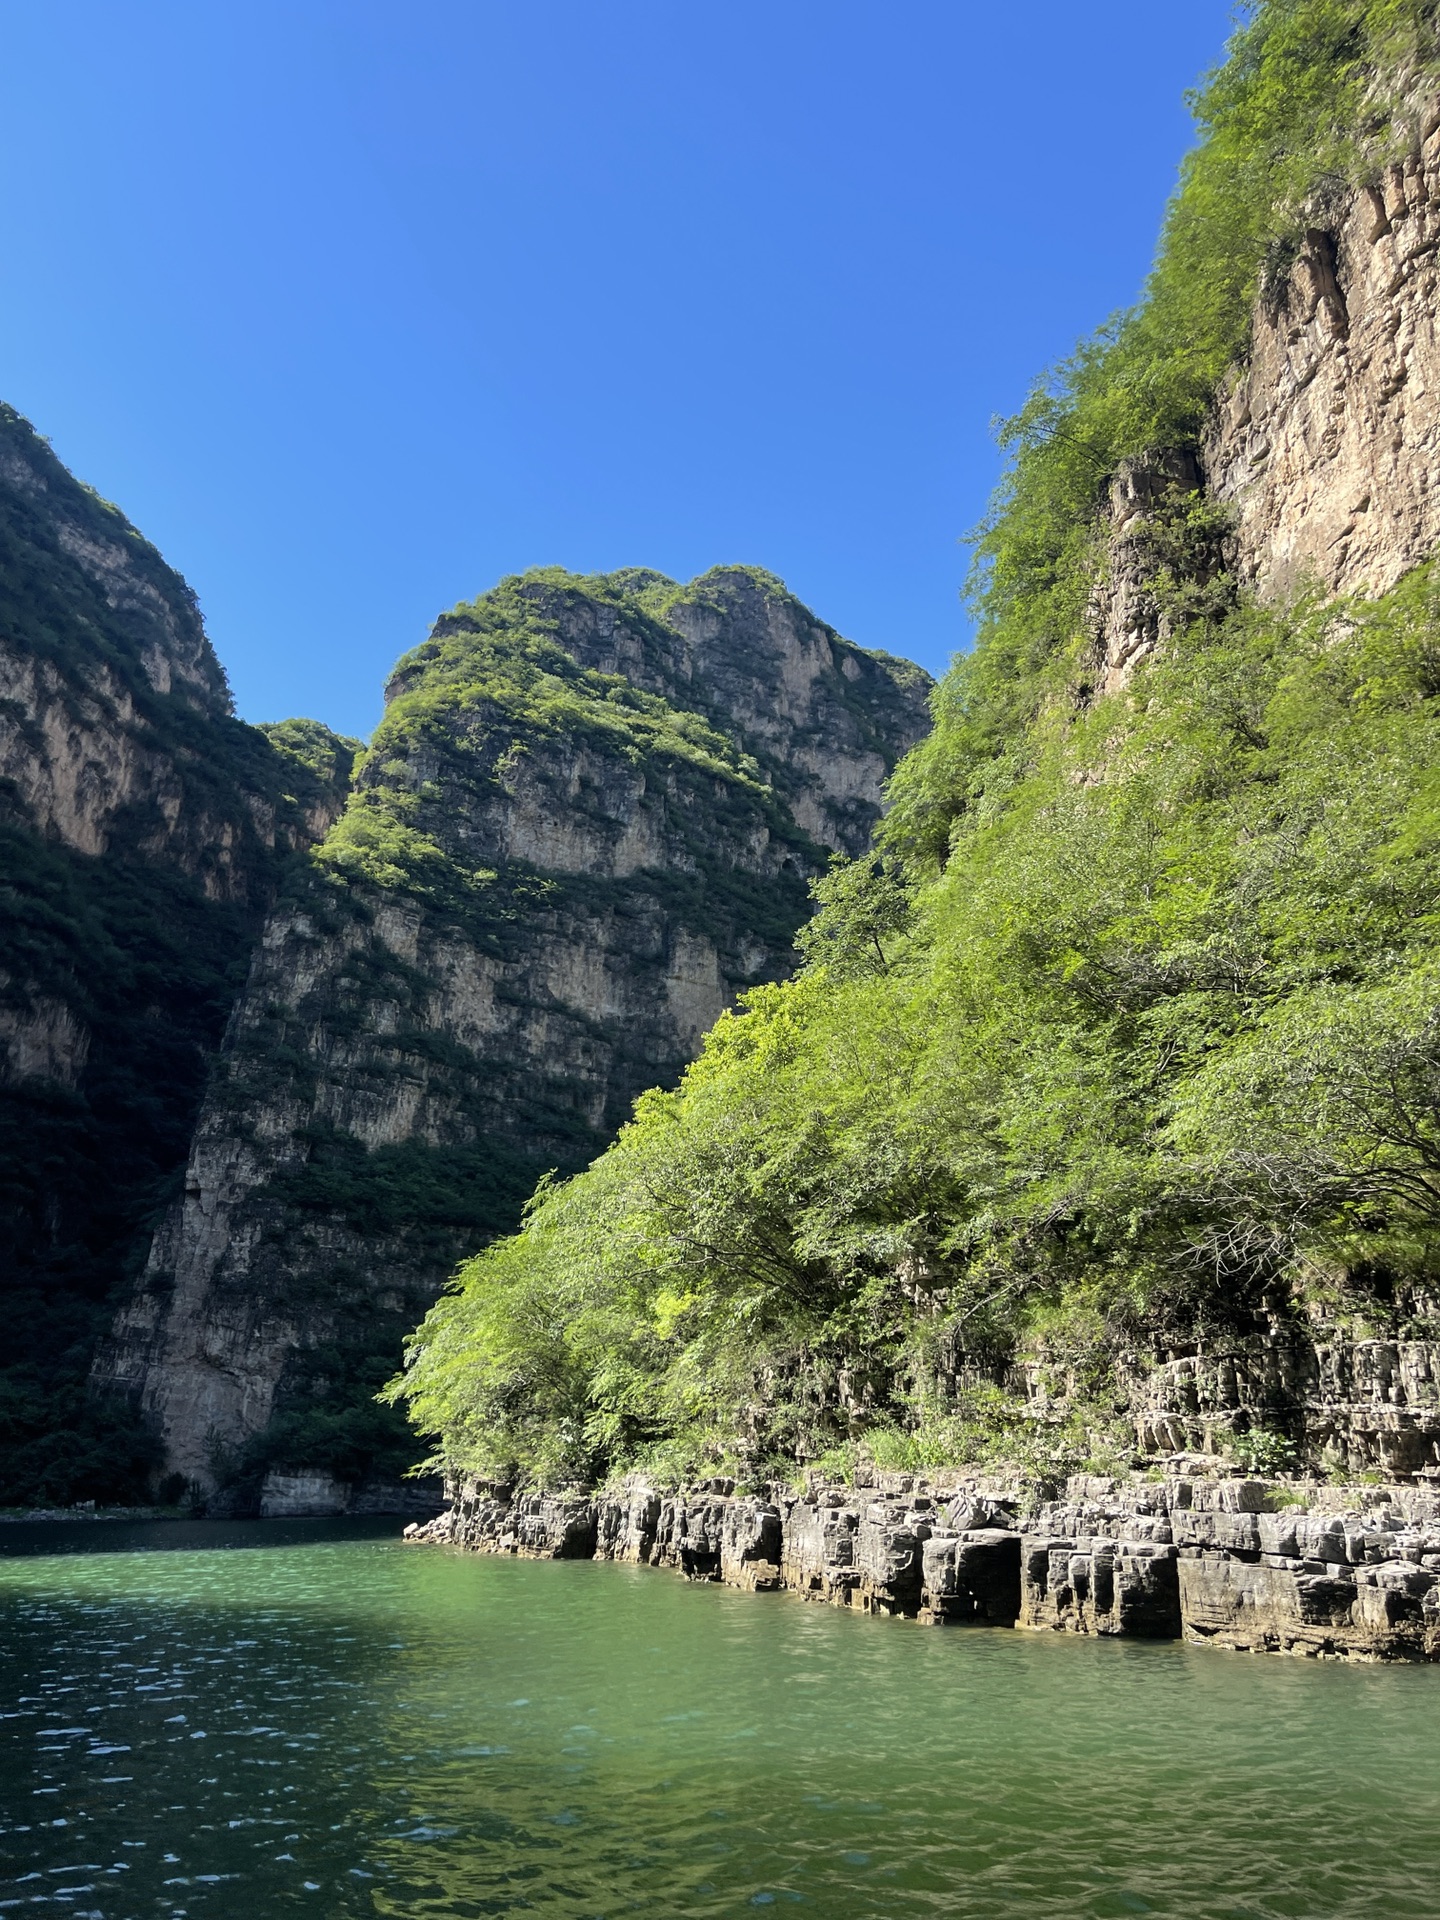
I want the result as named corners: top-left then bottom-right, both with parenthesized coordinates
top-left (390, 570), bottom-right (1440, 1484)
top-left (213, 569), bottom-right (856, 1387)
top-left (315, 568), bottom-right (821, 959)
top-left (389, 0), bottom-right (1440, 1489)
top-left (326, 563), bottom-right (926, 945)
top-left (229, 564), bottom-right (923, 1225)
top-left (258, 719), bottom-right (362, 812)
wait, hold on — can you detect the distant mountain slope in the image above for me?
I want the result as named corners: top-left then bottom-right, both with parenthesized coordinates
top-left (95, 566), bottom-right (931, 1508)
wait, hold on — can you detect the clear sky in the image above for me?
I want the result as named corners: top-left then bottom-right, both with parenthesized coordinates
top-left (0, 2), bottom-right (1236, 739)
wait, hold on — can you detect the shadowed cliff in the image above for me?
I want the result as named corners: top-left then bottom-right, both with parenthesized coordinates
top-left (0, 405), bottom-right (356, 1503)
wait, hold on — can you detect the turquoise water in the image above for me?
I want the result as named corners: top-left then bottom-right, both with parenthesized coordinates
top-left (1, 1521), bottom-right (1438, 1918)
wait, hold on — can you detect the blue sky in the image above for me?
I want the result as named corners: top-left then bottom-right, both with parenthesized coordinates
top-left (1, 2), bottom-right (1236, 738)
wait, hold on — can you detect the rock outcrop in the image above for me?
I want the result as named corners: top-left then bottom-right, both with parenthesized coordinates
top-left (415, 1255), bottom-right (1440, 1666)
top-left (1207, 121), bottom-right (1440, 602)
top-left (1092, 115), bottom-right (1440, 698)
top-left (0, 404), bottom-right (355, 1504)
top-left (0, 416), bottom-right (350, 894)
top-left (418, 1463), bottom-right (1440, 1661)
top-left (1128, 1312), bottom-right (1440, 1480)
top-left (97, 568), bottom-right (931, 1503)
top-left (257, 1466), bottom-right (443, 1521)
top-left (1087, 449), bottom-right (1227, 696)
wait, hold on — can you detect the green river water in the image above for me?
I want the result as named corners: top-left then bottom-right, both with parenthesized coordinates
top-left (0, 1519), bottom-right (1437, 1919)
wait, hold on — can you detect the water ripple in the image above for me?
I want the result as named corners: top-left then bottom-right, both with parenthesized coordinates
top-left (0, 1523), bottom-right (1436, 1916)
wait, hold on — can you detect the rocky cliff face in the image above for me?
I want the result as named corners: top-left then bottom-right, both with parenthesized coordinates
top-left (0, 419), bottom-right (349, 890)
top-left (1040, 123), bottom-right (1440, 1517)
top-left (418, 115), bottom-right (1440, 1596)
top-left (1092, 117), bottom-right (1440, 697)
top-left (0, 404), bottom-right (355, 1503)
top-left (97, 567), bottom-right (931, 1504)
top-left (1207, 121), bottom-right (1440, 602)
top-left (1086, 448), bottom-right (1228, 696)
top-left (1127, 1307), bottom-right (1440, 1480)
top-left (0, 427), bottom-right (228, 839)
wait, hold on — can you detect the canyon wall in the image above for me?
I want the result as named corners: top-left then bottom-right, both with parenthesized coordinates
top-left (35, 97), bottom-right (1440, 1524)
top-left (406, 108), bottom-right (1440, 1645)
top-left (0, 404), bottom-right (354, 1502)
top-left (1070, 125), bottom-right (1440, 1500)
top-left (96, 568), bottom-right (931, 1504)
top-left (1206, 121), bottom-right (1440, 602)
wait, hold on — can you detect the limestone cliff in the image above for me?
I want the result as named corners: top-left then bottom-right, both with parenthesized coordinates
top-left (1065, 125), bottom-right (1440, 1483)
top-left (0, 404), bottom-right (355, 1503)
top-left (395, 38), bottom-right (1440, 1661)
top-left (97, 567), bottom-right (931, 1504)
top-left (1092, 117), bottom-right (1440, 695)
top-left (1207, 123), bottom-right (1440, 602)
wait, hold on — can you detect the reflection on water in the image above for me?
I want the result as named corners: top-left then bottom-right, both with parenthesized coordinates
top-left (0, 1520), bottom-right (1438, 1917)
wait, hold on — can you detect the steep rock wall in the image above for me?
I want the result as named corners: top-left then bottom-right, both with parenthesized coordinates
top-left (1206, 119), bottom-right (1440, 601)
top-left (406, 112), bottom-right (1440, 1563)
top-left (0, 415), bottom-right (348, 886)
top-left (1127, 1312), bottom-right (1440, 1479)
top-left (1076, 129), bottom-right (1440, 1484)
top-left (99, 568), bottom-right (931, 1502)
top-left (1086, 449), bottom-right (1224, 695)
top-left (1091, 117), bottom-right (1440, 698)
top-left (0, 404), bottom-right (354, 1503)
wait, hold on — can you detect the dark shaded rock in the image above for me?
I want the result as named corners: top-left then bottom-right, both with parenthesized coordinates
top-left (1019, 1535), bottom-right (1181, 1639)
top-left (919, 1529), bottom-right (1022, 1626)
top-left (0, 403), bottom-right (355, 1505)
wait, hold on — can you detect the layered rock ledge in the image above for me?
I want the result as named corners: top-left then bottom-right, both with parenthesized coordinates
top-left (408, 1467), bottom-right (1440, 1662)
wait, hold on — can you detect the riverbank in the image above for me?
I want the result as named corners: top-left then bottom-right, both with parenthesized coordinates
top-left (411, 1464), bottom-right (1440, 1661)
top-left (0, 1503), bottom-right (184, 1524)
